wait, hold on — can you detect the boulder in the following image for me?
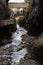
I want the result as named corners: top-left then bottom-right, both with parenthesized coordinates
top-left (0, 19), bottom-right (17, 46)
top-left (31, 33), bottom-right (43, 63)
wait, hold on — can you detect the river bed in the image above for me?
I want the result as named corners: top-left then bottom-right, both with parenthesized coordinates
top-left (0, 24), bottom-right (39, 65)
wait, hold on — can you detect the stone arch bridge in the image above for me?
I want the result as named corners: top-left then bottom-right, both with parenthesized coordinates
top-left (8, 2), bottom-right (29, 18)
top-left (8, 2), bottom-right (29, 10)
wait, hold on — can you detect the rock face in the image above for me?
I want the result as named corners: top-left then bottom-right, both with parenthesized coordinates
top-left (28, 0), bottom-right (43, 36)
top-left (27, 0), bottom-right (43, 63)
top-left (19, 0), bottom-right (43, 63)
top-left (0, 0), bottom-right (10, 20)
top-left (0, 0), bottom-right (17, 45)
top-left (32, 33), bottom-right (43, 64)
top-left (0, 19), bottom-right (17, 46)
top-left (18, 0), bottom-right (43, 36)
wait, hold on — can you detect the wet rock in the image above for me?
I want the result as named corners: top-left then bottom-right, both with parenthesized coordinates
top-left (22, 33), bottom-right (43, 64)
top-left (0, 25), bottom-right (16, 46)
top-left (20, 58), bottom-right (38, 65)
top-left (22, 34), bottom-right (35, 58)
top-left (0, 19), bottom-right (17, 46)
top-left (0, 45), bottom-right (13, 65)
top-left (32, 33), bottom-right (43, 63)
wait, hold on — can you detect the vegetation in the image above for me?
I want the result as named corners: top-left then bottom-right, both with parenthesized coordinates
top-left (19, 0), bottom-right (43, 36)
top-left (25, 0), bottom-right (33, 20)
top-left (18, 0), bottom-right (33, 30)
top-left (18, 17), bottom-right (26, 28)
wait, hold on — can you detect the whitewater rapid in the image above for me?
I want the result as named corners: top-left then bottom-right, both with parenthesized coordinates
top-left (0, 24), bottom-right (27, 65)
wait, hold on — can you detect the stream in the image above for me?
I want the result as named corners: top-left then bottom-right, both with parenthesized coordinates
top-left (0, 24), bottom-right (28, 65)
top-left (0, 24), bottom-right (39, 65)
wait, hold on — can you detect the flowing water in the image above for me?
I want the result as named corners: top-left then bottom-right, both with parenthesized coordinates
top-left (0, 24), bottom-right (28, 65)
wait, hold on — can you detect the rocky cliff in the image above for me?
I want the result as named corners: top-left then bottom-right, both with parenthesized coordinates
top-left (0, 0), bottom-right (10, 20)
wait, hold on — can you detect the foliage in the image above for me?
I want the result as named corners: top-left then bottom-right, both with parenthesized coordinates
top-left (18, 17), bottom-right (26, 28)
top-left (23, 0), bottom-right (33, 30)
top-left (25, 0), bottom-right (33, 21)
